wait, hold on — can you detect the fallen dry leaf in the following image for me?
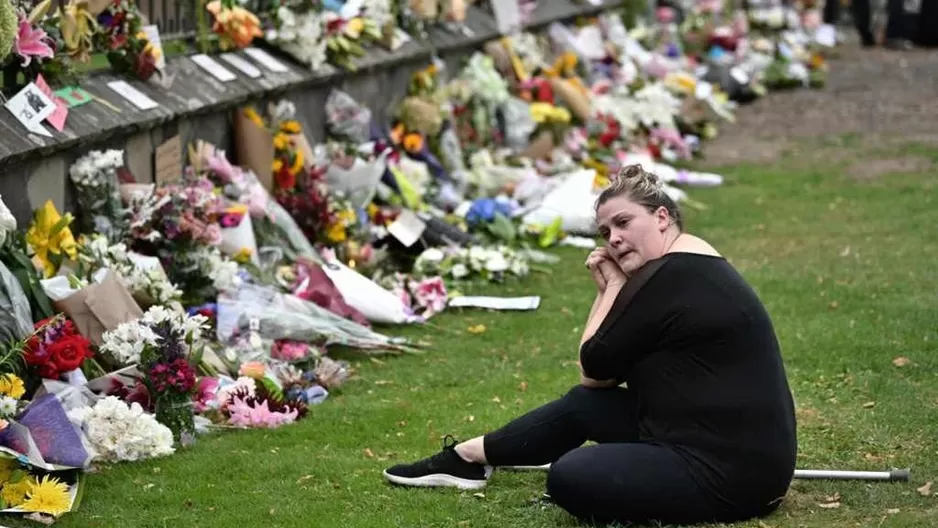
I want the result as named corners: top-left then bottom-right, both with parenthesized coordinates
top-left (828, 300), bottom-right (839, 310)
top-left (917, 481), bottom-right (932, 496)
top-left (863, 401), bottom-right (876, 408)
top-left (886, 508), bottom-right (900, 514)
top-left (467, 324), bottom-right (486, 334)
top-left (473, 492), bottom-right (485, 499)
top-left (840, 246), bottom-right (851, 257)
top-left (296, 475), bottom-right (313, 484)
top-left (363, 448), bottom-right (375, 458)
top-left (818, 501), bottom-right (841, 509)
top-left (519, 381), bottom-right (528, 392)
top-left (892, 357), bottom-right (912, 367)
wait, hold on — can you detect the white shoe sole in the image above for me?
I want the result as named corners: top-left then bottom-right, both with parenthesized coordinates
top-left (383, 470), bottom-right (488, 490)
top-left (500, 464), bottom-right (551, 471)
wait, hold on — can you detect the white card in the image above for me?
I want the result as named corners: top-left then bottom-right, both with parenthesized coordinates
top-left (695, 80), bottom-right (713, 100)
top-left (5, 82), bottom-right (56, 134)
top-left (449, 296), bottom-right (541, 311)
top-left (814, 24), bottom-right (836, 47)
top-left (492, 0), bottom-right (522, 35)
top-left (141, 25), bottom-right (166, 70)
top-left (387, 209), bottom-right (426, 247)
top-left (107, 80), bottom-right (159, 110)
top-left (220, 53), bottom-right (263, 78)
top-left (730, 66), bottom-right (750, 85)
top-left (191, 54), bottom-right (238, 82)
top-left (244, 47), bottom-right (289, 73)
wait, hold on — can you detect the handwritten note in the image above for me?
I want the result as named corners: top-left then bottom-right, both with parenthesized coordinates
top-left (154, 135), bottom-right (182, 184)
top-left (244, 47), bottom-right (289, 73)
top-left (35, 75), bottom-right (68, 132)
top-left (191, 54), bottom-right (238, 82)
top-left (107, 80), bottom-right (159, 110)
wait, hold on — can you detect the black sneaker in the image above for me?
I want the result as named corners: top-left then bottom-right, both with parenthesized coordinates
top-left (383, 435), bottom-right (491, 490)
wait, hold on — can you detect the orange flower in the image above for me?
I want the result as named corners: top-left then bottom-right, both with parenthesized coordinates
top-left (206, 1), bottom-right (262, 49)
top-left (390, 123), bottom-right (405, 145)
top-left (403, 132), bottom-right (424, 153)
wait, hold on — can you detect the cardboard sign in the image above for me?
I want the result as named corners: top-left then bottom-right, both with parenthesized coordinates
top-left (53, 86), bottom-right (94, 108)
top-left (154, 135), bottom-right (182, 184)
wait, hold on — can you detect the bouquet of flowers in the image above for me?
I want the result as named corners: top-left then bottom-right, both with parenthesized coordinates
top-left (99, 306), bottom-right (208, 445)
top-left (266, 0), bottom-right (328, 70)
top-left (0, 455), bottom-right (75, 519)
top-left (0, 0), bottom-right (79, 88)
top-left (375, 273), bottom-right (447, 319)
top-left (322, 10), bottom-right (382, 71)
top-left (77, 234), bottom-right (182, 308)
top-left (68, 149), bottom-right (129, 241)
top-left (22, 315), bottom-right (94, 381)
top-left (214, 373), bottom-right (306, 429)
top-left (66, 395), bottom-right (175, 462)
top-left (413, 245), bottom-right (529, 282)
top-left (204, 0), bottom-right (262, 51)
top-left (128, 176), bottom-right (238, 304)
top-left (0, 373), bottom-right (26, 427)
top-left (95, 0), bottom-right (162, 81)
top-left (24, 201), bottom-right (78, 279)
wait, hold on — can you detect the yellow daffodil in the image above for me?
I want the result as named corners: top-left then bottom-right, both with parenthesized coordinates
top-left (20, 475), bottom-right (71, 517)
top-left (279, 120), bottom-right (301, 134)
top-left (290, 151), bottom-right (304, 174)
top-left (345, 17), bottom-right (365, 39)
top-left (326, 221), bottom-right (347, 243)
top-left (233, 248), bottom-right (253, 264)
top-left (243, 107), bottom-right (265, 128)
top-left (25, 201), bottom-right (78, 278)
top-left (272, 133), bottom-right (290, 151)
top-left (272, 159), bottom-right (284, 173)
top-left (529, 103), bottom-right (571, 124)
top-left (0, 374), bottom-right (25, 399)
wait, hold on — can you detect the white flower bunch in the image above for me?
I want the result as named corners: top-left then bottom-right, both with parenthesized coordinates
top-left (100, 305), bottom-right (208, 365)
top-left (99, 319), bottom-right (160, 366)
top-left (270, 7), bottom-right (328, 70)
top-left (0, 194), bottom-right (16, 247)
top-left (68, 149), bottom-right (124, 188)
top-left (414, 244), bottom-right (529, 282)
top-left (191, 247), bottom-right (240, 292)
top-left (67, 396), bottom-right (175, 463)
top-left (362, 0), bottom-right (392, 26)
top-left (80, 236), bottom-right (183, 305)
top-left (0, 395), bottom-right (20, 418)
top-left (461, 53), bottom-right (510, 106)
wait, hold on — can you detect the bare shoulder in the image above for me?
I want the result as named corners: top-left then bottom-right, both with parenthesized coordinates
top-left (668, 234), bottom-right (722, 257)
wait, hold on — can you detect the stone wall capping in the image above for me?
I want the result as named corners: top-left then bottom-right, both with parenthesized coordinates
top-left (0, 0), bottom-right (623, 170)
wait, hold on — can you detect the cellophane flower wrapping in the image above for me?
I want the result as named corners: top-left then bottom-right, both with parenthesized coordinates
top-left (0, 261), bottom-right (33, 344)
top-left (216, 283), bottom-right (411, 354)
top-left (325, 89), bottom-right (373, 144)
top-left (68, 149), bottom-right (130, 242)
top-left (0, 394), bottom-right (90, 468)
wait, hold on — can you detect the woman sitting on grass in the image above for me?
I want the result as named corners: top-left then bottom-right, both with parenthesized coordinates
top-left (383, 164), bottom-right (798, 526)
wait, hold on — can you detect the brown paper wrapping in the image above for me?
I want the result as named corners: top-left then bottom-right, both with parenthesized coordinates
top-left (521, 131), bottom-right (555, 160)
top-left (233, 109), bottom-right (275, 191)
top-left (549, 78), bottom-right (592, 123)
top-left (483, 41), bottom-right (520, 89)
top-left (54, 271), bottom-right (144, 346)
top-left (409, 0), bottom-right (438, 18)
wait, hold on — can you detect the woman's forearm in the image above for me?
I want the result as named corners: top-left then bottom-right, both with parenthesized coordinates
top-left (579, 281), bottom-right (625, 347)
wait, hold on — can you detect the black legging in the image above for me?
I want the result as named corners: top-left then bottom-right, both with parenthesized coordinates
top-left (482, 386), bottom-right (780, 526)
top-left (824, 0), bottom-right (908, 42)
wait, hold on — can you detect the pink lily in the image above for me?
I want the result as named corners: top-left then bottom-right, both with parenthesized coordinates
top-left (14, 17), bottom-right (54, 67)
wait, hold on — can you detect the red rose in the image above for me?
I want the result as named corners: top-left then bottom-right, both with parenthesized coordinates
top-left (48, 335), bottom-right (93, 374)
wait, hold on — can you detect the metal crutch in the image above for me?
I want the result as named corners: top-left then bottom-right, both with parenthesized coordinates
top-left (794, 468), bottom-right (911, 481)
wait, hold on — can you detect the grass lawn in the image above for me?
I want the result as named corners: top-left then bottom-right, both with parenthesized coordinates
top-left (12, 138), bottom-right (938, 527)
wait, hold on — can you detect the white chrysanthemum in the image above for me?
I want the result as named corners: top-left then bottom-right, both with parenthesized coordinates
top-left (0, 194), bottom-right (16, 247)
top-left (68, 396), bottom-right (175, 463)
top-left (451, 263), bottom-right (469, 279)
top-left (100, 321), bottom-right (161, 365)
